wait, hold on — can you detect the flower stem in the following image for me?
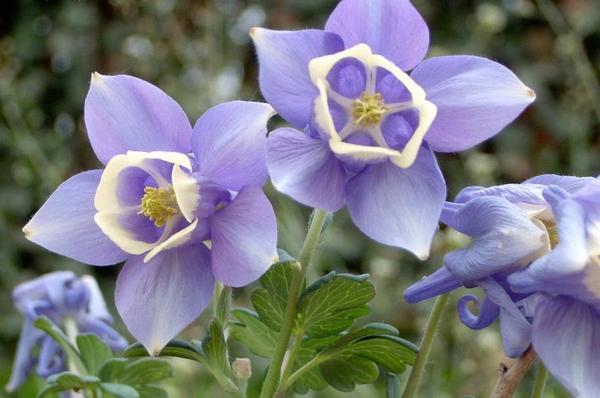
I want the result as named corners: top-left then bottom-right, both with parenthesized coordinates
top-left (258, 209), bottom-right (328, 398)
top-left (401, 293), bottom-right (450, 398)
top-left (530, 363), bottom-right (548, 398)
top-left (490, 347), bottom-right (537, 398)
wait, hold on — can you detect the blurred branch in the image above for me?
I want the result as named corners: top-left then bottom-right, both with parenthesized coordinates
top-left (536, 0), bottom-right (600, 125)
top-left (490, 346), bottom-right (536, 398)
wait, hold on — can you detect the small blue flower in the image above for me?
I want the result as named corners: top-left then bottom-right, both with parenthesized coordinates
top-left (6, 271), bottom-right (127, 392)
top-left (251, 0), bottom-right (535, 258)
top-left (404, 175), bottom-right (593, 357)
top-left (22, 74), bottom-right (279, 354)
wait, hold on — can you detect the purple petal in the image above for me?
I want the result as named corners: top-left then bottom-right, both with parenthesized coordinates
top-left (404, 267), bottom-right (462, 303)
top-left (36, 337), bottom-right (64, 378)
top-left (457, 294), bottom-right (500, 330)
top-left (345, 147), bottom-right (446, 259)
top-left (84, 73), bottom-right (192, 164)
top-left (23, 171), bottom-right (127, 266)
top-left (251, 28), bottom-right (344, 128)
top-left (324, 0), bottom-right (429, 71)
top-left (6, 319), bottom-right (43, 392)
top-left (411, 56), bottom-right (535, 152)
top-left (267, 128), bottom-right (346, 212)
top-left (443, 196), bottom-right (547, 282)
top-left (508, 191), bottom-right (590, 297)
top-left (524, 174), bottom-right (595, 193)
top-left (192, 101), bottom-right (275, 191)
top-left (210, 186), bottom-right (278, 287)
top-left (115, 245), bottom-right (214, 355)
top-left (532, 296), bottom-right (600, 397)
top-left (479, 278), bottom-right (531, 358)
top-left (78, 316), bottom-right (129, 351)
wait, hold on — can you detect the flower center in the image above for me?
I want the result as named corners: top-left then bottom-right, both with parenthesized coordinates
top-left (544, 221), bottom-right (559, 248)
top-left (138, 186), bottom-right (179, 227)
top-left (351, 92), bottom-right (388, 126)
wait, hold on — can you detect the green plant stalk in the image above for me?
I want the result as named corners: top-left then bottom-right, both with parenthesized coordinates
top-left (259, 209), bottom-right (328, 398)
top-left (401, 293), bottom-right (450, 398)
top-left (282, 354), bottom-right (327, 391)
top-left (530, 363), bottom-right (548, 398)
top-left (277, 331), bottom-right (304, 394)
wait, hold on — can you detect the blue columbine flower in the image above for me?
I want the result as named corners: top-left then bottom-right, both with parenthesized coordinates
top-left (404, 175), bottom-right (594, 357)
top-left (6, 271), bottom-right (127, 392)
top-left (508, 180), bottom-right (600, 397)
top-left (251, 0), bottom-right (535, 258)
top-left (23, 74), bottom-right (278, 354)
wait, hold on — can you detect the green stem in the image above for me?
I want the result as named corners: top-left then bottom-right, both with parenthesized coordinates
top-left (259, 209), bottom-right (328, 398)
top-left (401, 294), bottom-right (450, 398)
top-left (282, 355), bottom-right (326, 392)
top-left (530, 363), bottom-right (548, 398)
top-left (277, 332), bottom-right (304, 394)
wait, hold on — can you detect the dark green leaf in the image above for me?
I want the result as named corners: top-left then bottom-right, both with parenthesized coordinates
top-left (77, 333), bottom-right (113, 374)
top-left (37, 372), bottom-right (100, 397)
top-left (118, 358), bottom-right (173, 387)
top-left (214, 285), bottom-right (232, 325)
top-left (99, 358), bottom-right (128, 382)
top-left (320, 356), bottom-right (378, 392)
top-left (100, 382), bottom-right (139, 398)
top-left (251, 259), bottom-right (298, 331)
top-left (297, 272), bottom-right (375, 337)
top-left (229, 309), bottom-right (277, 358)
top-left (124, 339), bottom-right (205, 363)
top-left (290, 336), bottom-right (338, 394)
top-left (196, 319), bottom-right (229, 375)
top-left (34, 316), bottom-right (86, 373)
top-left (325, 322), bottom-right (399, 352)
top-left (136, 385), bottom-right (169, 398)
top-left (342, 335), bottom-right (417, 373)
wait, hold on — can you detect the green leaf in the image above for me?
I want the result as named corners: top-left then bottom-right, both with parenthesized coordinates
top-left (136, 385), bottom-right (169, 398)
top-left (77, 333), bottom-right (113, 374)
top-left (124, 339), bottom-right (205, 363)
top-left (296, 272), bottom-right (375, 337)
top-left (290, 336), bottom-right (337, 394)
top-left (229, 309), bottom-right (277, 358)
top-left (117, 358), bottom-right (174, 387)
top-left (100, 382), bottom-right (139, 398)
top-left (34, 316), bottom-right (86, 373)
top-left (195, 319), bottom-right (229, 375)
top-left (37, 372), bottom-right (100, 397)
top-left (99, 358), bottom-right (129, 382)
top-left (342, 335), bottom-right (417, 373)
top-left (320, 356), bottom-right (378, 392)
top-left (250, 259), bottom-right (298, 331)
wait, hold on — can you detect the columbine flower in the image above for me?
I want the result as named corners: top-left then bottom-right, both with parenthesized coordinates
top-left (251, 0), bottom-right (535, 258)
top-left (6, 271), bottom-right (127, 392)
top-left (23, 74), bottom-right (278, 354)
top-left (404, 175), bottom-right (593, 357)
top-left (508, 180), bottom-right (600, 397)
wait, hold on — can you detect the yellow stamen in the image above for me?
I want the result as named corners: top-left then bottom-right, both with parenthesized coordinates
top-left (351, 92), bottom-right (388, 126)
top-left (138, 186), bottom-right (179, 227)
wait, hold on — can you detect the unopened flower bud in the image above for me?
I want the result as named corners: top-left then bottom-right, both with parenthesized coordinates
top-left (232, 358), bottom-right (252, 381)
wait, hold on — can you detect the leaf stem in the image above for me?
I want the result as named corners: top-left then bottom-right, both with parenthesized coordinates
top-left (259, 209), bottom-right (328, 398)
top-left (530, 363), bottom-right (548, 398)
top-left (282, 355), bottom-right (326, 392)
top-left (400, 293), bottom-right (449, 398)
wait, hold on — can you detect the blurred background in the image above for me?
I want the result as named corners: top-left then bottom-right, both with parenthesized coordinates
top-left (1, 0), bottom-right (599, 396)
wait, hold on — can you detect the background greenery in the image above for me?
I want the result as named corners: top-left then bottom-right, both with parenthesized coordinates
top-left (1, 0), bottom-right (599, 396)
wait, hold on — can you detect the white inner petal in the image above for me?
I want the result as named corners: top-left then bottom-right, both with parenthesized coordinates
top-left (308, 44), bottom-right (437, 169)
top-left (94, 151), bottom-right (196, 256)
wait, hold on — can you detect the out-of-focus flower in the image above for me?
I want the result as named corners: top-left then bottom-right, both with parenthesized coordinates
top-left (252, 0), bottom-right (535, 259)
top-left (509, 180), bottom-right (600, 397)
top-left (6, 271), bottom-right (127, 392)
top-left (404, 175), bottom-right (593, 357)
top-left (23, 74), bottom-right (278, 354)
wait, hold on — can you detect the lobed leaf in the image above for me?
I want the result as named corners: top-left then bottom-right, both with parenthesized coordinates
top-left (229, 309), bottom-right (277, 358)
top-left (296, 272), bottom-right (375, 337)
top-left (77, 333), bottom-right (113, 374)
top-left (37, 372), bottom-right (100, 397)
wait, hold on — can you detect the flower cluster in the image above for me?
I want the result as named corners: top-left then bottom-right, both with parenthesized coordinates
top-left (6, 271), bottom-right (127, 392)
top-left (18, 0), bottom-right (598, 397)
top-left (405, 175), bottom-right (600, 397)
